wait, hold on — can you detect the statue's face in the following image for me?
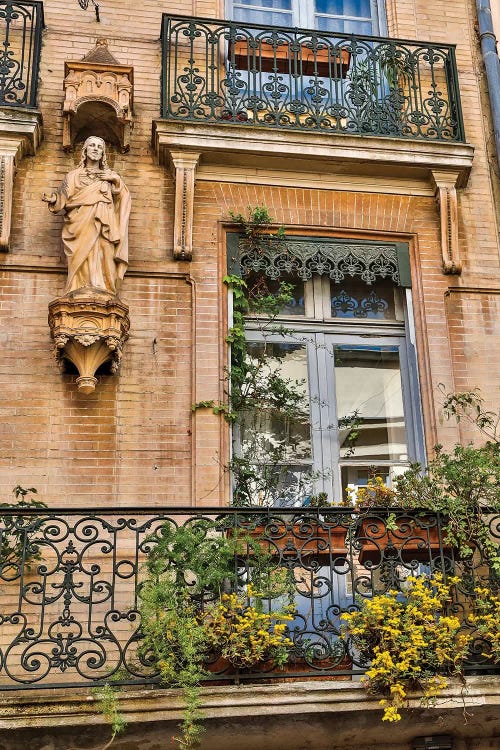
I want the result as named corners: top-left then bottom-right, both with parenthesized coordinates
top-left (85, 138), bottom-right (104, 163)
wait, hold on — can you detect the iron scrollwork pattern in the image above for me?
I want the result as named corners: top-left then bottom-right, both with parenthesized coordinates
top-left (239, 238), bottom-right (401, 285)
top-left (161, 14), bottom-right (465, 142)
top-left (0, 507), bottom-right (498, 689)
top-left (0, 2), bottom-right (43, 107)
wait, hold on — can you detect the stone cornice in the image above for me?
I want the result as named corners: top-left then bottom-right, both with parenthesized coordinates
top-left (153, 120), bottom-right (475, 189)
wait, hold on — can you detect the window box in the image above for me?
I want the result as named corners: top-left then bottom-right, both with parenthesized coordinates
top-left (355, 512), bottom-right (451, 565)
top-left (230, 40), bottom-right (351, 78)
top-left (246, 520), bottom-right (349, 559)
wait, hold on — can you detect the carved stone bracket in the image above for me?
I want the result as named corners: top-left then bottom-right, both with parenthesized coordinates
top-left (0, 108), bottom-right (43, 250)
top-left (63, 39), bottom-right (133, 152)
top-left (48, 289), bottom-right (130, 394)
top-left (168, 150), bottom-right (200, 261)
top-left (431, 170), bottom-right (462, 275)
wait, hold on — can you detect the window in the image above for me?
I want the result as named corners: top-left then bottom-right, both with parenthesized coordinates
top-left (230, 0), bottom-right (385, 36)
top-left (228, 235), bottom-right (424, 507)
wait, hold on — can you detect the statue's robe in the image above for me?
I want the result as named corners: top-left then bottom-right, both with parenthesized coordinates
top-left (51, 167), bottom-right (131, 294)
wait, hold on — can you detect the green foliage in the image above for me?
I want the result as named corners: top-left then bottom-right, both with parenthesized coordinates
top-left (0, 486), bottom-right (47, 577)
top-left (138, 520), bottom-right (291, 749)
top-left (92, 684), bottom-right (127, 741)
top-left (440, 385), bottom-right (499, 442)
top-left (228, 206), bottom-right (285, 254)
top-left (394, 443), bottom-right (500, 572)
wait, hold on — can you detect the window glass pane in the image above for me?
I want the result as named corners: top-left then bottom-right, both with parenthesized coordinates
top-left (245, 272), bottom-right (306, 316)
top-left (330, 278), bottom-right (397, 320)
top-left (334, 346), bottom-right (408, 461)
top-left (316, 16), bottom-right (373, 33)
top-left (236, 0), bottom-right (292, 9)
top-left (235, 342), bottom-right (312, 506)
top-left (234, 7), bottom-right (294, 25)
top-left (240, 342), bottom-right (311, 460)
top-left (315, 0), bottom-right (371, 16)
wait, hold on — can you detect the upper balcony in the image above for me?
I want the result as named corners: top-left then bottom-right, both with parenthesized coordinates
top-left (155, 13), bottom-right (474, 191)
top-left (160, 14), bottom-right (465, 144)
top-left (0, 1), bottom-right (44, 109)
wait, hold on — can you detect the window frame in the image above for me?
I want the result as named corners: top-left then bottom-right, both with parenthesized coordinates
top-left (228, 234), bottom-right (425, 507)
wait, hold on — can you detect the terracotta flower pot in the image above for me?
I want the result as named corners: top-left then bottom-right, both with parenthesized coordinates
top-left (230, 40), bottom-right (351, 78)
top-left (355, 512), bottom-right (451, 564)
top-left (237, 519), bottom-right (349, 560)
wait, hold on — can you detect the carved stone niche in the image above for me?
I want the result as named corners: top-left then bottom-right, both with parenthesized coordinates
top-left (48, 289), bottom-right (130, 394)
top-left (62, 39), bottom-right (133, 152)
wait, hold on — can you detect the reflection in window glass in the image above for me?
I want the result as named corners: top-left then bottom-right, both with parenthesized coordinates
top-left (236, 342), bottom-right (313, 506)
top-left (241, 342), bottom-right (311, 461)
top-left (245, 272), bottom-right (305, 316)
top-left (330, 278), bottom-right (397, 320)
top-left (334, 346), bottom-right (408, 461)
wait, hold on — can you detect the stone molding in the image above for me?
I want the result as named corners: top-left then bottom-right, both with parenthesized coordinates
top-left (63, 41), bottom-right (133, 152)
top-left (0, 677), bottom-right (498, 750)
top-left (153, 120), bottom-right (475, 188)
top-left (168, 150), bottom-right (200, 260)
top-left (48, 288), bottom-right (130, 393)
top-left (431, 169), bottom-right (462, 275)
top-left (0, 108), bottom-right (43, 250)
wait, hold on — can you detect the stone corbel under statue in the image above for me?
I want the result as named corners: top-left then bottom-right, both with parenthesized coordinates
top-left (0, 109), bottom-right (43, 250)
top-left (48, 289), bottom-right (130, 394)
top-left (44, 136), bottom-right (131, 393)
top-left (431, 169), bottom-right (462, 275)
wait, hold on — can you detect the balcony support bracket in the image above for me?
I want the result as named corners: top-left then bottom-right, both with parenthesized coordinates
top-left (0, 109), bottom-right (43, 250)
top-left (431, 169), bottom-right (462, 275)
top-left (167, 149), bottom-right (200, 261)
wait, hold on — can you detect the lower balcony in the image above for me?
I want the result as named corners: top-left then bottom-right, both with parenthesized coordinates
top-left (0, 506), bottom-right (498, 690)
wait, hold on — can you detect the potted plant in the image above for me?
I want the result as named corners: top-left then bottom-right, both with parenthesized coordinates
top-left (345, 475), bottom-right (451, 565)
top-left (346, 432), bottom-right (500, 569)
top-left (138, 518), bottom-right (298, 749)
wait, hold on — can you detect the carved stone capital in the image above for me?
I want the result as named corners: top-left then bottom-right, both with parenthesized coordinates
top-left (0, 109), bottom-right (43, 250)
top-left (431, 169), bottom-right (462, 275)
top-left (168, 150), bottom-right (200, 261)
top-left (62, 40), bottom-right (134, 152)
top-left (48, 288), bottom-right (130, 394)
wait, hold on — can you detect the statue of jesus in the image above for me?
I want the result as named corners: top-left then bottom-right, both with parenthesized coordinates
top-left (43, 136), bottom-right (131, 295)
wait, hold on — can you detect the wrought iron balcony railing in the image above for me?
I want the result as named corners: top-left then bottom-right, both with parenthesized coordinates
top-left (160, 14), bottom-right (465, 142)
top-left (0, 1), bottom-right (43, 108)
top-left (0, 506), bottom-right (497, 690)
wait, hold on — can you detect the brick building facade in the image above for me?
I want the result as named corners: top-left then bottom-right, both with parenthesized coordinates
top-left (0, 0), bottom-right (499, 748)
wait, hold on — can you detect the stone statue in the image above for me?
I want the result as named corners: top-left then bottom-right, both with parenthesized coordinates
top-left (43, 136), bottom-right (131, 295)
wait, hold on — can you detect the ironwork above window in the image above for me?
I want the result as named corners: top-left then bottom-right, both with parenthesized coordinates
top-left (0, 1), bottom-right (43, 108)
top-left (228, 235), bottom-right (412, 287)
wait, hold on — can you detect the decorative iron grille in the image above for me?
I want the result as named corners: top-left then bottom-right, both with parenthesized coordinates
top-left (160, 14), bottom-right (465, 142)
top-left (0, 1), bottom-right (43, 107)
top-left (0, 506), bottom-right (497, 689)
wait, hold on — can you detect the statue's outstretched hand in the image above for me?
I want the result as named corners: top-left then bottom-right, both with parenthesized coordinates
top-left (41, 192), bottom-right (57, 205)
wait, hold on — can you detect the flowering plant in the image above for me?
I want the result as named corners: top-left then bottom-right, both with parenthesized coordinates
top-left (341, 573), bottom-right (471, 722)
top-left (343, 475), bottom-right (397, 509)
top-left (204, 584), bottom-right (294, 668)
top-left (471, 586), bottom-right (500, 663)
